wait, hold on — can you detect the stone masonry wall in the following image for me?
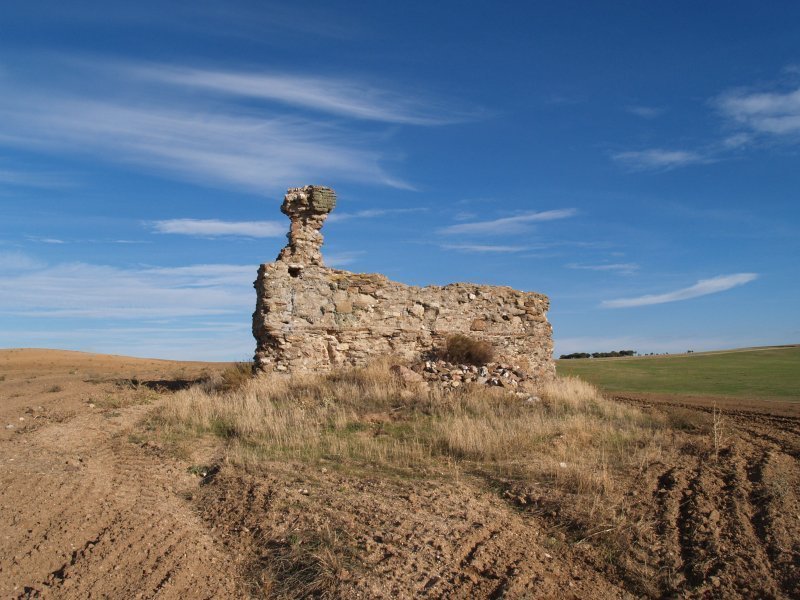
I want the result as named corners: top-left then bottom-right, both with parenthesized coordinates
top-left (253, 186), bottom-right (555, 381)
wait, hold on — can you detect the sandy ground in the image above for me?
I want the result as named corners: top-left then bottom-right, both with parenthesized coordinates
top-left (1, 349), bottom-right (798, 599)
top-left (0, 350), bottom-right (236, 599)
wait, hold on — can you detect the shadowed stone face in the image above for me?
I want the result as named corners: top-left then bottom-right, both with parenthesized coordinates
top-left (280, 185), bottom-right (336, 219)
top-left (308, 186), bottom-right (337, 213)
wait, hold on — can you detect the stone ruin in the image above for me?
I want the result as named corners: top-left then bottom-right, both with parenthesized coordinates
top-left (252, 185), bottom-right (556, 382)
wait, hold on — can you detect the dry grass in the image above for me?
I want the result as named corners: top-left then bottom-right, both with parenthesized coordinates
top-left (147, 362), bottom-right (676, 593)
top-left (255, 524), bottom-right (356, 600)
top-left (203, 361), bottom-right (254, 393)
top-left (154, 363), bottom-right (666, 496)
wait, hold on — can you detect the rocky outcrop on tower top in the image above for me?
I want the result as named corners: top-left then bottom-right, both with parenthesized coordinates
top-left (252, 185), bottom-right (555, 381)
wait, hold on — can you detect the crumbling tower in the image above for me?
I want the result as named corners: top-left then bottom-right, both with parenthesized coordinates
top-left (275, 185), bottom-right (336, 267)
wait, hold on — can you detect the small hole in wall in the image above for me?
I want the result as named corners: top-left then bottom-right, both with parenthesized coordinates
top-left (288, 266), bottom-right (302, 278)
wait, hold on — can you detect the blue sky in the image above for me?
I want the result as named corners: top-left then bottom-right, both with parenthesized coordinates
top-left (1, 1), bottom-right (798, 360)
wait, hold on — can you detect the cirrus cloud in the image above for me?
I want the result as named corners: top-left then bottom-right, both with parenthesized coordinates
top-left (567, 262), bottom-right (639, 275)
top-left (601, 273), bottom-right (758, 308)
top-left (438, 209), bottom-right (577, 236)
top-left (611, 149), bottom-right (708, 171)
top-left (134, 65), bottom-right (478, 125)
top-left (441, 244), bottom-right (529, 253)
top-left (153, 218), bottom-right (284, 238)
top-left (0, 256), bottom-right (253, 319)
top-left (0, 58), bottom-right (479, 193)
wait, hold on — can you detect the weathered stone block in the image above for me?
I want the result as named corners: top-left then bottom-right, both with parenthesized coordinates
top-left (470, 319), bottom-right (487, 331)
top-left (335, 300), bottom-right (353, 314)
top-left (409, 304), bottom-right (425, 318)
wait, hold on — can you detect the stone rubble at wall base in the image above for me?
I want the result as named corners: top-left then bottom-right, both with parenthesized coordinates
top-left (415, 360), bottom-right (532, 389)
top-left (253, 185), bottom-right (556, 383)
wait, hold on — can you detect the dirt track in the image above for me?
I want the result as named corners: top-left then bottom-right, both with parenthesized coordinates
top-left (1, 350), bottom-right (798, 598)
top-left (615, 395), bottom-right (800, 598)
top-left (0, 350), bottom-right (238, 598)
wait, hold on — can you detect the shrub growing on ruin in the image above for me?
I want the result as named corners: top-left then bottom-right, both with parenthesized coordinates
top-left (442, 334), bottom-right (494, 366)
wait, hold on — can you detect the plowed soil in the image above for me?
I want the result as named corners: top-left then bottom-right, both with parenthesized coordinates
top-left (1, 349), bottom-right (798, 598)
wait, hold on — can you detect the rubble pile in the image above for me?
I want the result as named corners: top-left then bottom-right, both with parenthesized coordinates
top-left (411, 360), bottom-right (532, 389)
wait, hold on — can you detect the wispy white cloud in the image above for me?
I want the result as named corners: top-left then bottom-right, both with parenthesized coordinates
top-left (554, 333), bottom-right (783, 357)
top-left (614, 77), bottom-right (800, 173)
top-left (0, 257), bottom-right (253, 318)
top-left (720, 133), bottom-right (752, 149)
top-left (611, 149), bottom-right (708, 171)
top-left (0, 58), bottom-right (472, 192)
top-left (140, 264), bottom-right (256, 286)
top-left (0, 95), bottom-right (409, 191)
top-left (135, 66), bottom-right (474, 125)
top-left (441, 244), bottom-right (529, 253)
top-left (0, 253), bottom-right (256, 360)
top-left (327, 207), bottom-right (428, 223)
top-left (26, 236), bottom-right (66, 244)
top-left (555, 335), bottom-right (694, 356)
top-left (438, 209), bottom-right (577, 235)
top-left (453, 211), bottom-right (477, 221)
top-left (567, 262), bottom-right (639, 275)
top-left (0, 324), bottom-right (253, 362)
top-left (324, 251), bottom-right (364, 267)
top-left (626, 105), bottom-right (664, 119)
top-left (0, 251), bottom-right (46, 271)
top-left (153, 218), bottom-right (284, 238)
top-left (23, 236), bottom-right (153, 245)
top-left (601, 273), bottom-right (758, 309)
top-left (717, 86), bottom-right (800, 135)
top-left (0, 168), bottom-right (72, 188)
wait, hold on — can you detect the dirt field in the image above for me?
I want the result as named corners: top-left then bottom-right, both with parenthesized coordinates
top-left (1, 349), bottom-right (798, 598)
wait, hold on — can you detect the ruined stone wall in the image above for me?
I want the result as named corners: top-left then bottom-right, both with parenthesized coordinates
top-left (253, 186), bottom-right (555, 380)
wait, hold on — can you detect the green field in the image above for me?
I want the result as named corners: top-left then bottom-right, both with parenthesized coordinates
top-left (556, 346), bottom-right (800, 400)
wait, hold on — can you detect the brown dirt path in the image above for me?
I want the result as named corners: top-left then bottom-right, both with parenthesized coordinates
top-left (195, 469), bottom-right (632, 599)
top-left (0, 349), bottom-right (239, 598)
